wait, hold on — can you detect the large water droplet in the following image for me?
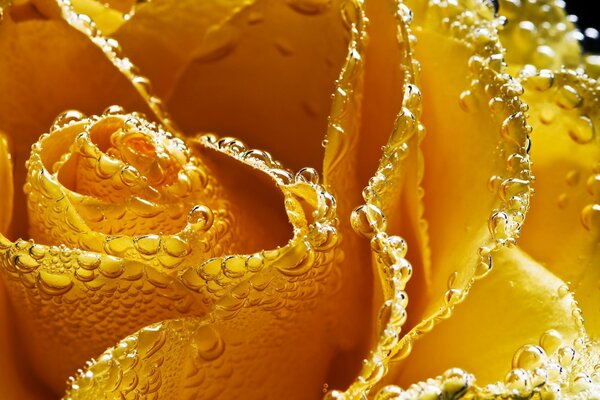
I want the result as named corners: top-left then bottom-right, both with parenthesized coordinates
top-left (350, 204), bottom-right (387, 239)
top-left (568, 115), bottom-right (595, 144)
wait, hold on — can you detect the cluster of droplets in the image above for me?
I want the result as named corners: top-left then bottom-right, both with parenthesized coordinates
top-left (63, 136), bottom-right (344, 399)
top-left (326, 2), bottom-right (421, 398)
top-left (498, 0), bottom-right (582, 71)
top-left (25, 109), bottom-right (234, 265)
top-left (374, 329), bottom-right (600, 399)
top-left (519, 67), bottom-right (600, 232)
top-left (329, 1), bottom-right (537, 398)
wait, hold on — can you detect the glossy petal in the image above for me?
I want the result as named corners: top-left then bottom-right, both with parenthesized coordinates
top-left (518, 68), bottom-right (600, 337)
top-left (112, 0), bottom-right (349, 171)
top-left (0, 3), bottom-right (150, 239)
top-left (61, 126), bottom-right (344, 399)
top-left (394, 246), bottom-right (581, 386)
top-left (0, 111), bottom-right (293, 394)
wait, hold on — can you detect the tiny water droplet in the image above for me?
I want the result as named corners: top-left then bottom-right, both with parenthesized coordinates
top-left (351, 204), bottom-right (387, 239)
top-left (287, 0), bottom-right (331, 15)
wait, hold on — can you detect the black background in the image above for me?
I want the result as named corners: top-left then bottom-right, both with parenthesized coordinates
top-left (564, 0), bottom-right (600, 52)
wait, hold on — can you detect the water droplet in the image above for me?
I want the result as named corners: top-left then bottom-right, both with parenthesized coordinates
top-left (533, 45), bottom-right (556, 68)
top-left (38, 270), bottom-right (73, 296)
top-left (555, 85), bottom-right (582, 110)
top-left (524, 69), bottom-right (554, 91)
top-left (295, 167), bottom-right (319, 184)
top-left (441, 368), bottom-right (469, 396)
top-left (134, 235), bottom-right (161, 255)
top-left (565, 170), bottom-right (580, 186)
top-left (162, 236), bottom-right (190, 258)
top-left (539, 329), bottom-right (563, 354)
top-left (501, 112), bottom-right (528, 146)
top-left (103, 105), bottom-right (125, 115)
top-left (351, 204), bottom-right (387, 239)
top-left (539, 104), bottom-right (556, 125)
top-left (474, 255), bottom-right (493, 279)
top-left (137, 324), bottom-right (166, 359)
top-left (557, 284), bottom-right (570, 298)
top-left (193, 325), bottom-right (225, 361)
top-left (581, 204), bottom-right (600, 231)
top-left (505, 368), bottom-right (532, 397)
top-left (587, 174), bottom-right (600, 196)
top-left (459, 90), bottom-right (477, 112)
top-left (489, 211), bottom-right (511, 240)
top-left (557, 346), bottom-right (576, 367)
top-left (568, 115), bottom-right (595, 144)
top-left (287, 0), bottom-right (331, 15)
top-left (512, 345), bottom-right (546, 370)
top-left (52, 110), bottom-right (85, 130)
top-left (187, 205), bottom-right (214, 230)
top-left (557, 193), bottom-right (569, 209)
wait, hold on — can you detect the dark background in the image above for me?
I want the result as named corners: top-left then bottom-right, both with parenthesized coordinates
top-left (564, 0), bottom-right (600, 52)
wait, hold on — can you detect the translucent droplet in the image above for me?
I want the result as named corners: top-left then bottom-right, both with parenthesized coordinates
top-left (38, 270), bottom-right (74, 296)
top-left (581, 204), bottom-right (600, 231)
top-left (52, 110), bottom-right (85, 129)
top-left (587, 174), bottom-right (600, 197)
top-left (568, 115), bottom-right (595, 144)
top-left (441, 368), bottom-right (469, 396)
top-left (459, 90), bottom-right (477, 112)
top-left (512, 345), bottom-right (547, 370)
top-left (565, 170), bottom-right (580, 186)
top-left (351, 204), bottom-right (387, 239)
top-left (287, 0), bottom-right (331, 15)
top-left (505, 368), bottom-right (532, 397)
top-left (187, 205), bottom-right (214, 230)
top-left (539, 329), bottom-right (563, 354)
top-left (193, 325), bottom-right (225, 361)
top-left (555, 85), bottom-right (582, 110)
top-left (295, 167), bottom-right (320, 184)
top-left (557, 193), bottom-right (569, 209)
top-left (557, 346), bottom-right (576, 367)
top-left (524, 69), bottom-right (554, 92)
top-left (557, 284), bottom-right (570, 298)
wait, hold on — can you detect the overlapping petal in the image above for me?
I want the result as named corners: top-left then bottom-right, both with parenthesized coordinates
top-left (59, 122), bottom-right (345, 399)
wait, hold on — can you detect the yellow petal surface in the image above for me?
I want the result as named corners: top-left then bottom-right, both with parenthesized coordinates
top-left (60, 132), bottom-right (345, 399)
top-left (518, 69), bottom-right (600, 337)
top-left (394, 246), bottom-right (581, 387)
top-left (113, 0), bottom-right (349, 170)
top-left (0, 131), bottom-right (12, 235)
top-left (498, 0), bottom-right (582, 73)
top-left (0, 110), bottom-right (295, 394)
top-left (0, 3), bottom-right (150, 239)
top-left (0, 279), bottom-right (51, 399)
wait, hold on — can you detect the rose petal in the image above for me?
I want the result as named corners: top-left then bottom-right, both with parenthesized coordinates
top-left (0, 3), bottom-right (151, 239)
top-left (61, 139), bottom-right (344, 399)
top-left (0, 111), bottom-right (297, 393)
top-left (498, 0), bottom-right (582, 73)
top-left (112, 0), bottom-right (349, 170)
top-left (394, 246), bottom-right (581, 386)
top-left (518, 68), bottom-right (600, 337)
top-left (0, 132), bottom-right (13, 235)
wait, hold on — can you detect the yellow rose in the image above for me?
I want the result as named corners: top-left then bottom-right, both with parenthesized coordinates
top-left (0, 0), bottom-right (598, 399)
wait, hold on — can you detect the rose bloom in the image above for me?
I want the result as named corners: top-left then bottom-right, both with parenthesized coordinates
top-left (0, 0), bottom-right (599, 399)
